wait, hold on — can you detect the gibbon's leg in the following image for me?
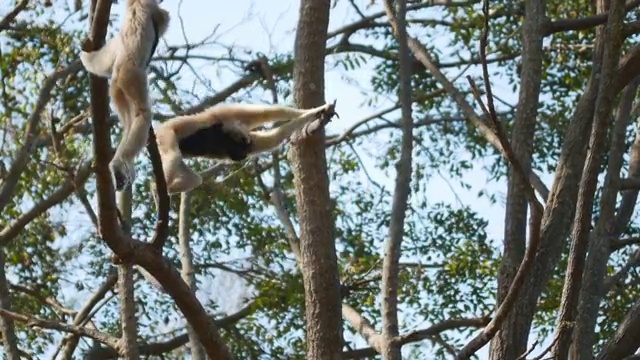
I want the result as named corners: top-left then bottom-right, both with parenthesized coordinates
top-left (109, 64), bottom-right (152, 190)
top-left (248, 103), bottom-right (333, 154)
top-left (79, 36), bottom-right (121, 78)
top-left (212, 104), bottom-right (323, 130)
top-left (155, 122), bottom-right (202, 194)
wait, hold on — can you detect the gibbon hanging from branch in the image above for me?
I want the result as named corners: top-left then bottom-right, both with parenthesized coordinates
top-left (80, 0), bottom-right (170, 191)
top-left (155, 101), bottom-right (339, 194)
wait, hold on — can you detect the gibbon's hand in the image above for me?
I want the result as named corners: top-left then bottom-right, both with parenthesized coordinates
top-left (81, 38), bottom-right (95, 52)
top-left (304, 99), bottom-right (339, 136)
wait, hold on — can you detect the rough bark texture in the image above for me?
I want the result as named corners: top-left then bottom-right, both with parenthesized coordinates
top-left (116, 189), bottom-right (139, 359)
top-left (178, 192), bottom-right (205, 360)
top-left (117, 264), bottom-right (138, 358)
top-left (572, 0), bottom-right (627, 355)
top-left (489, 0), bottom-right (545, 358)
top-left (491, 30), bottom-right (602, 360)
top-left (557, 78), bottom-right (638, 359)
top-left (0, 251), bottom-right (20, 360)
top-left (287, 0), bottom-right (343, 358)
top-left (380, 0), bottom-right (413, 358)
top-left (596, 301), bottom-right (640, 360)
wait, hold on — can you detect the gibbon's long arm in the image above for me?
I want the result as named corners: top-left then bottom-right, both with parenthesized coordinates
top-left (80, 1), bottom-right (169, 78)
top-left (79, 36), bottom-right (121, 78)
top-left (155, 102), bottom-right (338, 194)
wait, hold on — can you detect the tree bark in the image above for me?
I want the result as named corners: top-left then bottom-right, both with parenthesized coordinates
top-left (489, 0), bottom-right (545, 358)
top-left (117, 188), bottom-right (138, 359)
top-left (380, 0), bottom-right (413, 358)
top-left (288, 0), bottom-right (342, 358)
top-left (178, 192), bottom-right (205, 360)
top-left (488, 1), bottom-right (628, 357)
top-left (0, 251), bottom-right (21, 360)
top-left (572, 0), bottom-right (628, 355)
top-left (595, 301), bottom-right (640, 360)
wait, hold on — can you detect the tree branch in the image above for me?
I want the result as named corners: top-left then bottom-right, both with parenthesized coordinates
top-left (0, 160), bottom-right (93, 246)
top-left (0, 60), bottom-right (83, 215)
top-left (0, 0), bottom-right (29, 31)
top-left (0, 251), bottom-right (21, 360)
top-left (380, 0), bottom-right (414, 358)
top-left (545, 0), bottom-right (640, 36)
top-left (572, 0), bottom-right (629, 356)
top-left (595, 301), bottom-right (640, 359)
top-left (341, 316), bottom-right (490, 359)
top-left (0, 308), bottom-right (120, 350)
top-left (57, 271), bottom-right (118, 360)
top-left (178, 191), bottom-right (205, 360)
top-left (88, 300), bottom-right (256, 359)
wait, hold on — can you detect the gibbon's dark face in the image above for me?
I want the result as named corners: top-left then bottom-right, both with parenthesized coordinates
top-left (178, 122), bottom-right (251, 161)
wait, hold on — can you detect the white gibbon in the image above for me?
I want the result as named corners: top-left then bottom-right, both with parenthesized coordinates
top-left (155, 102), bottom-right (338, 194)
top-left (80, 0), bottom-right (170, 191)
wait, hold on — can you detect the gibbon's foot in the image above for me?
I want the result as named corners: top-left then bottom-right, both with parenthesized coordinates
top-left (304, 100), bottom-right (339, 136)
top-left (109, 158), bottom-right (135, 191)
top-left (166, 162), bottom-right (202, 194)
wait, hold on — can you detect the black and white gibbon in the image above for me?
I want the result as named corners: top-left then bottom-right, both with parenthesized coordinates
top-left (155, 101), bottom-right (339, 194)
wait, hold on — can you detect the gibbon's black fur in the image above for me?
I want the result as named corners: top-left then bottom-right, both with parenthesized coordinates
top-left (178, 122), bottom-right (251, 161)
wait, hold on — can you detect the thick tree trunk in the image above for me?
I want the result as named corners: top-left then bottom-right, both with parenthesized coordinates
top-left (288, 0), bottom-right (343, 359)
top-left (489, 0), bottom-right (545, 358)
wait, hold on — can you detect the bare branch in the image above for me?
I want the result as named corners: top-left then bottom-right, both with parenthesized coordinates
top-left (0, 0), bottom-right (29, 31)
top-left (8, 283), bottom-right (75, 316)
top-left (88, 301), bottom-right (256, 359)
top-left (595, 301), bottom-right (640, 359)
top-left (611, 237), bottom-right (640, 252)
top-left (456, 0), bottom-right (546, 357)
top-left (341, 316), bottom-right (490, 359)
top-left (545, 0), bottom-right (640, 36)
top-left (0, 308), bottom-right (120, 350)
top-left (148, 127), bottom-right (170, 249)
top-left (178, 192), bottom-right (205, 360)
top-left (380, 0), bottom-right (414, 358)
top-left (0, 160), bottom-right (93, 246)
top-left (57, 271), bottom-right (118, 360)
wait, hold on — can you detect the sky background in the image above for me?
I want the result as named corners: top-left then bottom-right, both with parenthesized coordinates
top-left (4, 0), bottom-right (561, 357)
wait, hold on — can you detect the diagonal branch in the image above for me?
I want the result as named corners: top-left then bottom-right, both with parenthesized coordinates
top-left (0, 308), bottom-right (120, 350)
top-left (0, 160), bottom-right (93, 246)
top-left (88, 301), bottom-right (256, 359)
top-left (56, 271), bottom-right (118, 360)
top-left (0, 0), bottom-right (29, 31)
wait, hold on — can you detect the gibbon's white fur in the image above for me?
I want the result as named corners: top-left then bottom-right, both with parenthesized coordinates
top-left (80, 0), bottom-right (170, 191)
top-left (155, 102), bottom-right (337, 194)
